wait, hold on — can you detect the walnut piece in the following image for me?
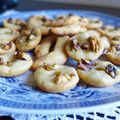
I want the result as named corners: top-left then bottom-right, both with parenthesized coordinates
top-left (29, 35), bottom-right (36, 40)
top-left (44, 64), bottom-right (59, 71)
top-left (14, 51), bottom-right (26, 60)
top-left (1, 42), bottom-right (12, 50)
top-left (88, 36), bottom-right (100, 52)
top-left (54, 72), bottom-right (71, 84)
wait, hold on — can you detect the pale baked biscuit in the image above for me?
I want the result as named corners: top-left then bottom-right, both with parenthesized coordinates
top-left (48, 14), bottom-right (81, 27)
top-left (27, 15), bottom-right (51, 36)
top-left (65, 30), bottom-right (103, 61)
top-left (0, 28), bottom-right (19, 43)
top-left (32, 36), bottom-right (69, 70)
top-left (50, 24), bottom-right (87, 36)
top-left (35, 35), bottom-right (57, 58)
top-left (0, 51), bottom-right (33, 77)
top-left (34, 64), bottom-right (79, 93)
top-left (106, 45), bottom-right (120, 65)
top-left (77, 61), bottom-right (120, 87)
top-left (0, 42), bottom-right (16, 54)
top-left (15, 28), bottom-right (41, 51)
top-left (3, 18), bottom-right (26, 30)
top-left (86, 18), bottom-right (103, 29)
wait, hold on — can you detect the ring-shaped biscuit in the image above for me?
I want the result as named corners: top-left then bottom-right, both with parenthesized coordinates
top-left (32, 36), bottom-right (69, 70)
top-left (65, 30), bottom-right (103, 61)
top-left (77, 61), bottom-right (120, 87)
top-left (15, 28), bottom-right (41, 51)
top-left (0, 52), bottom-right (33, 77)
top-left (34, 64), bottom-right (79, 93)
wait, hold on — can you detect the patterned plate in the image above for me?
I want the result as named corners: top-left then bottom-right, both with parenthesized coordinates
top-left (0, 10), bottom-right (120, 114)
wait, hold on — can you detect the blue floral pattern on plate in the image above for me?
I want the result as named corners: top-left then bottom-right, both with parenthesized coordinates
top-left (0, 10), bottom-right (120, 114)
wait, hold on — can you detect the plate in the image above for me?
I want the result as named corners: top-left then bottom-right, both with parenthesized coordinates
top-left (0, 10), bottom-right (120, 114)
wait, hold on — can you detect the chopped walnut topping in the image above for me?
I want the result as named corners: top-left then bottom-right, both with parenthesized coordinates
top-left (14, 51), bottom-right (26, 60)
top-left (88, 36), bottom-right (100, 52)
top-left (77, 60), bottom-right (95, 71)
top-left (106, 64), bottom-right (117, 78)
top-left (29, 35), bottom-right (36, 40)
top-left (54, 72), bottom-right (70, 84)
top-left (44, 64), bottom-right (59, 71)
top-left (70, 73), bottom-right (75, 77)
top-left (0, 58), bottom-right (4, 65)
top-left (1, 42), bottom-right (12, 50)
top-left (22, 29), bottom-right (31, 35)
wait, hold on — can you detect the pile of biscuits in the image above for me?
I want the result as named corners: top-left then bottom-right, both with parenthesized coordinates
top-left (0, 13), bottom-right (120, 93)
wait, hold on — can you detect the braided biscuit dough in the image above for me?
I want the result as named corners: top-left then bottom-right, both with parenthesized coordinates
top-left (32, 36), bottom-right (69, 70)
top-left (0, 28), bottom-right (19, 43)
top-left (3, 18), bottom-right (26, 30)
top-left (77, 61), bottom-right (120, 87)
top-left (15, 28), bottom-right (41, 51)
top-left (0, 52), bottom-right (33, 77)
top-left (34, 64), bottom-right (79, 93)
top-left (65, 30), bottom-right (103, 61)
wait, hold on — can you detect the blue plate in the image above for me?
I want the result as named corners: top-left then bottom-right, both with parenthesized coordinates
top-left (0, 10), bottom-right (120, 114)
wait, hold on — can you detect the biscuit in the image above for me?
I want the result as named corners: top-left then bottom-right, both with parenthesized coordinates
top-left (0, 28), bottom-right (20, 43)
top-left (3, 18), bottom-right (26, 30)
top-left (34, 64), bottom-right (79, 93)
top-left (32, 36), bottom-right (69, 70)
top-left (50, 24), bottom-right (87, 35)
top-left (15, 28), bottom-right (41, 51)
top-left (0, 51), bottom-right (33, 77)
top-left (77, 61), bottom-right (120, 87)
top-left (65, 30), bottom-right (103, 61)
